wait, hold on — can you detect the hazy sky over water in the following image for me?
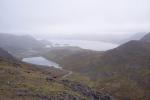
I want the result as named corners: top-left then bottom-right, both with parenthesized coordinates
top-left (0, 0), bottom-right (150, 36)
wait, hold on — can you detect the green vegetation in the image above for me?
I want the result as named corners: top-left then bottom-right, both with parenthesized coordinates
top-left (0, 58), bottom-right (112, 100)
top-left (65, 73), bottom-right (95, 87)
top-left (0, 60), bottom-right (81, 99)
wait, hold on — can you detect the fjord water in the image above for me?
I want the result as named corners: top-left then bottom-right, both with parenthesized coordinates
top-left (22, 56), bottom-right (61, 68)
top-left (49, 39), bottom-right (118, 51)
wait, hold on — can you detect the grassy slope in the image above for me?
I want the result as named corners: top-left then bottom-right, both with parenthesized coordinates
top-left (43, 47), bottom-right (103, 74)
top-left (0, 59), bottom-right (87, 99)
top-left (96, 68), bottom-right (150, 100)
top-left (0, 59), bottom-right (113, 100)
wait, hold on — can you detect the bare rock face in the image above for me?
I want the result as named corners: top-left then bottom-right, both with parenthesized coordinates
top-left (16, 89), bottom-right (84, 100)
top-left (16, 87), bottom-right (113, 100)
top-left (60, 79), bottom-right (114, 100)
top-left (35, 92), bottom-right (84, 100)
top-left (21, 78), bottom-right (113, 100)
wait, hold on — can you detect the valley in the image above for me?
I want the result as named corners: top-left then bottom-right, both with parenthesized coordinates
top-left (0, 46), bottom-right (113, 100)
top-left (0, 33), bottom-right (150, 100)
top-left (1, 0), bottom-right (149, 99)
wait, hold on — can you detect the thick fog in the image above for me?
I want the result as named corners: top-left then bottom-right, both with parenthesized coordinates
top-left (0, 0), bottom-right (150, 39)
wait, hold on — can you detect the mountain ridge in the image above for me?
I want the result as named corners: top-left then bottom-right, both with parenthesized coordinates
top-left (44, 32), bottom-right (150, 99)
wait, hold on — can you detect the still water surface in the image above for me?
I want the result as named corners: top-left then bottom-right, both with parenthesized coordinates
top-left (49, 39), bottom-right (118, 51)
top-left (22, 56), bottom-right (61, 68)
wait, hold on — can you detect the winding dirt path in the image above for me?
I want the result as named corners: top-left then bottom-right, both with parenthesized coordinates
top-left (62, 71), bottom-right (73, 78)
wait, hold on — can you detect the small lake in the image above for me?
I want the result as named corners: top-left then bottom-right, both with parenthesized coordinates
top-left (22, 56), bottom-right (61, 68)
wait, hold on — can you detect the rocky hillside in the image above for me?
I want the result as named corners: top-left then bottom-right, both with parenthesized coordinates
top-left (0, 48), bottom-right (113, 100)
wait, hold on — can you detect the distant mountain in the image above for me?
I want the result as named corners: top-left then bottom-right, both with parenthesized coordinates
top-left (0, 33), bottom-right (45, 58)
top-left (130, 32), bottom-right (147, 40)
top-left (0, 33), bottom-right (44, 49)
top-left (140, 32), bottom-right (150, 42)
top-left (113, 32), bottom-right (147, 44)
top-left (0, 47), bottom-right (16, 61)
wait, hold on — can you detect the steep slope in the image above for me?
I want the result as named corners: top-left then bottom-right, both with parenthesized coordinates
top-left (97, 33), bottom-right (150, 73)
top-left (100, 40), bottom-right (150, 71)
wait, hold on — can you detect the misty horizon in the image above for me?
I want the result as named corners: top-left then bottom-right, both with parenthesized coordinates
top-left (0, 1), bottom-right (150, 99)
top-left (0, 0), bottom-right (150, 37)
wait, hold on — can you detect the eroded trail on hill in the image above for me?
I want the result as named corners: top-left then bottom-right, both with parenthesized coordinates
top-left (62, 71), bottom-right (73, 78)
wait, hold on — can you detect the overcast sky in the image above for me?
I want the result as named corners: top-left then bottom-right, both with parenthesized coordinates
top-left (0, 0), bottom-right (150, 36)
